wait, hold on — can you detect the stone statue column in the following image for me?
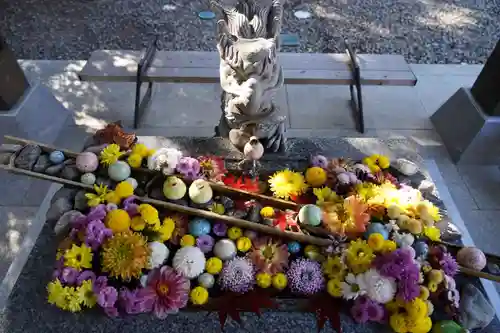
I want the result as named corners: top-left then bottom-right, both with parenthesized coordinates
top-left (211, 0), bottom-right (287, 153)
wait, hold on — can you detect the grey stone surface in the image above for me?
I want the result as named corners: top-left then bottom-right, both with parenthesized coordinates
top-left (460, 284), bottom-right (496, 330)
top-left (45, 163), bottom-right (65, 176)
top-left (60, 165), bottom-right (79, 181)
top-left (457, 165), bottom-right (500, 210)
top-left (32, 154), bottom-right (50, 173)
top-left (13, 144), bottom-right (40, 170)
top-left (0, 153), bottom-right (11, 166)
top-left (431, 87), bottom-right (500, 165)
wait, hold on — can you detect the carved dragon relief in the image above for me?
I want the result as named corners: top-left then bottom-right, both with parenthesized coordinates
top-left (211, 0), bottom-right (286, 153)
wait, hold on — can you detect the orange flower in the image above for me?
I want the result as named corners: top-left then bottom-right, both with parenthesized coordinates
top-left (322, 196), bottom-right (370, 235)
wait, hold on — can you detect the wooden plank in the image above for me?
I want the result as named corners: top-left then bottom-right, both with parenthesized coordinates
top-left (79, 50), bottom-right (416, 86)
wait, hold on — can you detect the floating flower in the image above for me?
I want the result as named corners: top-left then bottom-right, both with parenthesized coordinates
top-left (104, 209), bottom-right (131, 233)
top-left (47, 279), bottom-right (67, 308)
top-left (327, 278), bottom-right (343, 297)
top-left (351, 296), bottom-right (385, 323)
top-left (119, 287), bottom-right (156, 315)
top-left (248, 237), bottom-right (289, 274)
top-left (362, 154), bottom-right (390, 173)
top-left (341, 273), bottom-right (368, 300)
top-left (77, 280), bottom-right (96, 308)
top-left (219, 257), bottom-right (255, 293)
top-left (131, 143), bottom-right (150, 158)
top-left (311, 155), bottom-right (328, 169)
top-left (236, 237), bottom-right (252, 252)
top-left (345, 239), bottom-right (374, 274)
top-left (439, 252), bottom-right (458, 277)
top-left (127, 153), bottom-right (143, 168)
top-left (100, 144), bottom-right (124, 166)
top-left (287, 258), bottom-right (324, 295)
top-left (147, 148), bottom-right (183, 175)
top-left (64, 244), bottom-right (93, 271)
top-left (362, 268), bottom-right (397, 304)
top-left (322, 256), bottom-right (346, 280)
top-left (97, 286), bottom-right (118, 316)
top-left (210, 203), bottom-right (225, 215)
top-left (268, 169), bottom-right (308, 200)
top-left (76, 270), bottom-right (96, 286)
top-left (137, 204), bottom-right (160, 225)
top-left (85, 219), bottom-right (112, 250)
top-left (60, 267), bottom-right (79, 285)
top-left (322, 195), bottom-right (370, 235)
top-left (131, 216), bottom-right (146, 231)
top-left (198, 155), bottom-right (226, 181)
top-left (115, 181), bottom-right (134, 199)
top-left (145, 265), bottom-right (190, 319)
top-left (196, 235), bottom-right (215, 253)
top-left (172, 246), bottom-right (206, 279)
top-left (423, 226), bottom-right (441, 241)
top-left (85, 184), bottom-right (110, 207)
top-left (313, 187), bottom-right (341, 206)
top-left (101, 231), bottom-right (151, 281)
top-left (176, 157), bottom-right (201, 179)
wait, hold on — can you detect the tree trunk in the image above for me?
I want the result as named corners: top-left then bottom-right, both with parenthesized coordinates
top-left (470, 39), bottom-right (500, 116)
top-left (0, 35), bottom-right (30, 111)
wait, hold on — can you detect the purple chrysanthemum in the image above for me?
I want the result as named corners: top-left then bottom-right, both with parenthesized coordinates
top-left (311, 155), bottom-right (328, 169)
top-left (93, 276), bottom-right (108, 294)
top-left (97, 286), bottom-right (118, 308)
top-left (123, 196), bottom-right (139, 216)
top-left (219, 257), bottom-right (255, 293)
top-left (86, 204), bottom-right (107, 222)
top-left (396, 268), bottom-right (421, 301)
top-left (106, 203), bottom-right (118, 212)
top-left (439, 252), bottom-right (458, 277)
top-left (196, 235), bottom-right (215, 253)
top-left (119, 287), bottom-right (156, 315)
top-left (76, 270), bottom-right (96, 286)
top-left (176, 157), bottom-right (201, 180)
top-left (287, 258), bottom-right (325, 295)
top-left (60, 267), bottom-right (79, 285)
top-left (213, 222), bottom-right (228, 237)
top-left (374, 248), bottom-right (414, 279)
top-left (351, 296), bottom-right (385, 324)
top-left (85, 219), bottom-right (112, 250)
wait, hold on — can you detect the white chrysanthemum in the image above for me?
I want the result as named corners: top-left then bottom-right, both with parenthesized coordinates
top-left (147, 148), bottom-right (183, 175)
top-left (341, 273), bottom-right (367, 300)
top-left (149, 241), bottom-right (170, 269)
top-left (362, 268), bottom-right (397, 304)
top-left (172, 246), bottom-right (206, 279)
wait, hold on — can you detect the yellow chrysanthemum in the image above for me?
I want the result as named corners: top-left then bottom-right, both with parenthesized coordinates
top-left (260, 206), bottom-right (275, 218)
top-left (268, 169), bottom-right (308, 200)
top-left (47, 279), bottom-right (66, 307)
top-left (405, 297), bottom-right (428, 320)
top-left (327, 278), bottom-right (343, 298)
top-left (100, 144), bottom-right (124, 166)
top-left (205, 257), bottom-right (223, 274)
top-left (85, 183), bottom-right (110, 207)
top-left (389, 313), bottom-right (408, 333)
top-left (138, 204), bottom-right (160, 225)
top-left (115, 181), bottom-right (134, 199)
top-left (190, 286), bottom-right (209, 305)
top-left (130, 216), bottom-right (146, 231)
top-left (386, 298), bottom-right (405, 313)
top-left (127, 153), bottom-right (143, 168)
top-left (345, 239), bottom-right (374, 274)
top-left (101, 231), bottom-right (151, 281)
top-left (415, 201), bottom-right (441, 222)
top-left (412, 316), bottom-right (432, 333)
top-left (423, 226), bottom-right (441, 241)
top-left (256, 272), bottom-right (272, 288)
top-left (104, 191), bottom-right (121, 205)
top-left (382, 240), bottom-right (397, 253)
top-left (77, 280), bottom-right (96, 308)
top-left (131, 143), bottom-right (150, 158)
top-left (158, 217), bottom-right (176, 241)
top-left (367, 233), bottom-right (385, 251)
top-left (322, 256), bottom-right (346, 280)
top-left (313, 187), bottom-right (341, 206)
top-left (272, 273), bottom-right (288, 290)
top-left (65, 287), bottom-right (83, 312)
top-left (105, 209), bottom-right (131, 233)
top-left (64, 244), bottom-right (93, 270)
top-left (210, 203), bottom-right (225, 215)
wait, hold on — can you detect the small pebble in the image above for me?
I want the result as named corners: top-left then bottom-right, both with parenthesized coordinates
top-left (294, 10), bottom-right (311, 19)
top-left (49, 151), bottom-right (65, 164)
top-left (198, 11), bottom-right (215, 20)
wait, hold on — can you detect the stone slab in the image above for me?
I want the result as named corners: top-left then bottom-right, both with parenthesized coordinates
top-left (430, 87), bottom-right (500, 164)
top-left (457, 166), bottom-right (500, 210)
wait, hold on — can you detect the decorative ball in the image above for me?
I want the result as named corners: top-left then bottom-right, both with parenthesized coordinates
top-left (364, 223), bottom-right (389, 240)
top-left (256, 272), bottom-right (272, 288)
top-left (243, 230), bottom-right (258, 240)
top-left (149, 241), bottom-right (169, 269)
top-left (413, 241), bottom-right (429, 258)
top-left (457, 247), bottom-right (487, 271)
top-left (305, 167), bottom-right (327, 187)
top-left (205, 257), bottom-right (223, 275)
top-left (163, 176), bottom-right (187, 201)
top-left (298, 204), bottom-right (322, 226)
top-left (75, 152), bottom-right (98, 172)
top-left (213, 239), bottom-right (236, 261)
top-left (172, 246), bottom-right (206, 279)
top-left (180, 235), bottom-right (196, 247)
top-left (125, 177), bottom-right (138, 190)
top-left (49, 150), bottom-right (65, 164)
top-left (108, 161), bottom-right (131, 181)
top-left (236, 237), bottom-right (252, 252)
top-left (288, 241), bottom-right (301, 254)
top-left (190, 286), bottom-right (209, 305)
top-left (367, 233), bottom-right (385, 251)
top-left (272, 273), bottom-right (288, 290)
top-left (80, 173), bottom-right (96, 185)
top-left (198, 273), bottom-right (215, 289)
top-left (104, 209), bottom-right (131, 232)
top-left (227, 227), bottom-right (242, 240)
top-left (189, 179), bottom-right (213, 204)
top-left (188, 218), bottom-right (211, 237)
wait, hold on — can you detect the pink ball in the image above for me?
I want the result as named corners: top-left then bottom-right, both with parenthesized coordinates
top-left (457, 247), bottom-right (487, 271)
top-left (76, 152), bottom-right (99, 173)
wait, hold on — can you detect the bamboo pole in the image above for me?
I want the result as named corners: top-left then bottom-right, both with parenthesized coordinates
top-left (459, 266), bottom-right (500, 283)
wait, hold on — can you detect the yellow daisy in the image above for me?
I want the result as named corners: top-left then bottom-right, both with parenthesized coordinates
top-left (100, 144), bottom-right (124, 166)
top-left (64, 244), bottom-right (93, 270)
top-left (268, 169), bottom-right (308, 200)
top-left (322, 256), bottom-right (346, 279)
top-left (77, 280), bottom-right (96, 308)
top-left (345, 239), bottom-right (374, 274)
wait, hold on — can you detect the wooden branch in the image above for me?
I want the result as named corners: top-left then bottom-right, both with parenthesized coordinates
top-left (432, 240), bottom-right (500, 264)
top-left (459, 266), bottom-right (500, 283)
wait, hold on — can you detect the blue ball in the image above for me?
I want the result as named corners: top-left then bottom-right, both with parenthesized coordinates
top-left (298, 204), bottom-right (322, 226)
top-left (413, 241), bottom-right (429, 258)
top-left (189, 218), bottom-right (211, 237)
top-left (49, 151), bottom-right (65, 164)
top-left (364, 223), bottom-right (389, 240)
top-left (288, 241), bottom-right (301, 254)
top-left (108, 161), bottom-right (131, 181)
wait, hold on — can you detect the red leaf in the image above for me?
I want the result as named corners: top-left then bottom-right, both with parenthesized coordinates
top-left (243, 290), bottom-right (278, 316)
top-left (307, 293), bottom-right (342, 333)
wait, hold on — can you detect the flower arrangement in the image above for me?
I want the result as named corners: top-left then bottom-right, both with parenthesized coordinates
top-left (45, 147), bottom-right (475, 333)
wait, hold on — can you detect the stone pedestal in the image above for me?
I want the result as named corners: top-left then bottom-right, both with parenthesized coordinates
top-left (0, 37), bottom-right (30, 111)
top-left (431, 40), bottom-right (500, 165)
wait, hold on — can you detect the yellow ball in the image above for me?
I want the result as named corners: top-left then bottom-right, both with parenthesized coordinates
top-left (327, 279), bottom-right (343, 297)
top-left (180, 235), bottom-right (195, 247)
top-left (256, 272), bottom-right (272, 288)
top-left (131, 143), bottom-right (150, 158)
top-left (305, 167), bottom-right (327, 187)
top-left (428, 270), bottom-right (444, 284)
top-left (115, 181), bottom-right (134, 199)
top-left (190, 286), bottom-right (209, 305)
top-left (127, 154), bottom-right (143, 168)
top-left (377, 155), bottom-right (390, 169)
top-left (260, 206), bottom-right (275, 218)
top-left (104, 191), bottom-right (122, 205)
top-left (227, 227), bottom-right (242, 240)
top-left (367, 233), bottom-right (385, 251)
top-left (272, 273), bottom-right (288, 290)
top-left (205, 257), bottom-right (223, 275)
top-left (130, 216), bottom-right (146, 231)
top-left (382, 240), bottom-right (397, 253)
top-left (105, 209), bottom-right (130, 232)
top-left (236, 237), bottom-right (252, 252)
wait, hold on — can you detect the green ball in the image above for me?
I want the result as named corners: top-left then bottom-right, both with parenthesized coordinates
top-left (298, 204), bottom-right (322, 226)
top-left (108, 161), bottom-right (131, 181)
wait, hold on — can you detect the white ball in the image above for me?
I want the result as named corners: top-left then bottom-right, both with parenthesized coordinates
top-left (172, 246), bottom-right (206, 279)
top-left (125, 177), bottom-right (138, 190)
top-left (198, 273), bottom-right (215, 289)
top-left (213, 239), bottom-right (236, 261)
top-left (149, 242), bottom-right (170, 269)
top-left (81, 173), bottom-right (96, 185)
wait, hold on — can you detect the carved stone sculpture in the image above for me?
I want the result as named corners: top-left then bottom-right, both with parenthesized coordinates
top-left (211, 0), bottom-right (286, 153)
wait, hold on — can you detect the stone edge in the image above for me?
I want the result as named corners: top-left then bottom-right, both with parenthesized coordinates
top-left (0, 183), bottom-right (62, 310)
top-left (425, 160), bottom-right (500, 321)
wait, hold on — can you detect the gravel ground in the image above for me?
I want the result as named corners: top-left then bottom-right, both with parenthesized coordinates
top-left (1, 0), bottom-right (499, 64)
